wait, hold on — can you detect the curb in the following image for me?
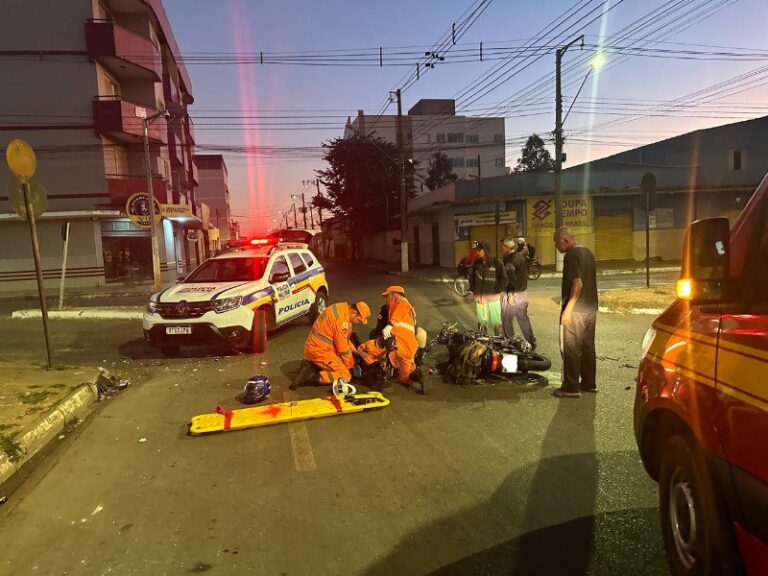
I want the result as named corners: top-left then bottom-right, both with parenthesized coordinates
top-left (12, 309), bottom-right (143, 320)
top-left (0, 378), bottom-right (100, 487)
top-left (598, 306), bottom-right (665, 315)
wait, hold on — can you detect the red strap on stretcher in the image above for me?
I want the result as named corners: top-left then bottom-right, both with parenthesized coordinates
top-left (215, 405), bottom-right (234, 430)
top-left (327, 396), bottom-right (343, 413)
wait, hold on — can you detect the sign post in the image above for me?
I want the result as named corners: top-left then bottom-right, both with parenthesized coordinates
top-left (58, 221), bottom-right (70, 311)
top-left (641, 172), bottom-right (657, 289)
top-left (6, 139), bottom-right (53, 368)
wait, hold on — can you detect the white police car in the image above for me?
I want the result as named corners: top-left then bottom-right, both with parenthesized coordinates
top-left (143, 244), bottom-right (328, 355)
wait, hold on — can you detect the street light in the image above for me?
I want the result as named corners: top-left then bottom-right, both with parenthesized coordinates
top-left (142, 109), bottom-right (171, 293)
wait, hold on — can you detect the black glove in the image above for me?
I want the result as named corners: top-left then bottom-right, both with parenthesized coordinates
top-left (350, 332), bottom-right (361, 348)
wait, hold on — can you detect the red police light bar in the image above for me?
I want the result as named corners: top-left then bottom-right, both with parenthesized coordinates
top-left (250, 238), bottom-right (270, 245)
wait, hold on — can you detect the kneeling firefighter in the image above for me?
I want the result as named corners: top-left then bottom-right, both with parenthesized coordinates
top-left (358, 286), bottom-right (425, 391)
top-left (292, 301), bottom-right (371, 389)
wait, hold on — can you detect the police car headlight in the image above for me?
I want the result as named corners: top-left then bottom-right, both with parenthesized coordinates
top-left (146, 299), bottom-right (158, 314)
top-left (213, 296), bottom-right (242, 314)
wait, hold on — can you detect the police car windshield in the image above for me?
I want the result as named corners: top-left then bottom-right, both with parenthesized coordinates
top-left (185, 257), bottom-right (268, 283)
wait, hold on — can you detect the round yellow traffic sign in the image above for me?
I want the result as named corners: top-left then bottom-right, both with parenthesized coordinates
top-left (6, 139), bottom-right (37, 182)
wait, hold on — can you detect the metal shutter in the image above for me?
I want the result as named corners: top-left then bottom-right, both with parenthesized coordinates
top-left (594, 213), bottom-right (633, 260)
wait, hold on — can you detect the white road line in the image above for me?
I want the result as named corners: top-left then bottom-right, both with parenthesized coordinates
top-left (283, 391), bottom-right (317, 472)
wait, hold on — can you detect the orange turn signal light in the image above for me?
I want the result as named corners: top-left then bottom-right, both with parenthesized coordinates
top-left (676, 278), bottom-right (693, 300)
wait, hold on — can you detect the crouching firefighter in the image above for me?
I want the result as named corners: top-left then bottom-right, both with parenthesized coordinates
top-left (359, 286), bottom-right (425, 392)
top-left (291, 301), bottom-right (371, 389)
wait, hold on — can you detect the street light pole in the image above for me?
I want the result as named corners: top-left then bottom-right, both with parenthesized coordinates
top-left (394, 88), bottom-right (408, 273)
top-left (142, 111), bottom-right (168, 293)
top-left (554, 35), bottom-right (584, 272)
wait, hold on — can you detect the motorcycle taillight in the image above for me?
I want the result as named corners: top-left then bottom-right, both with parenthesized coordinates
top-left (490, 351), bottom-right (500, 373)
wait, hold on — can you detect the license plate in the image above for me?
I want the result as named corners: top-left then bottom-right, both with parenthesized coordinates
top-left (166, 326), bottom-right (192, 335)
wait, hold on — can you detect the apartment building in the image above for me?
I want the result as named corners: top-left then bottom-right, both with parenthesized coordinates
top-left (0, 0), bottom-right (202, 292)
top-left (194, 154), bottom-right (233, 245)
top-left (343, 99), bottom-right (507, 193)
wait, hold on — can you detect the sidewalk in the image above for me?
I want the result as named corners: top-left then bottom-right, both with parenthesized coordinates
top-left (0, 364), bottom-right (114, 488)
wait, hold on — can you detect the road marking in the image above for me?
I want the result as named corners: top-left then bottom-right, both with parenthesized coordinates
top-left (283, 390), bottom-right (317, 472)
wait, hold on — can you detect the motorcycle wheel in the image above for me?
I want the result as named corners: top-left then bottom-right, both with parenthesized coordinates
top-left (517, 352), bottom-right (551, 372)
top-left (527, 262), bottom-right (542, 281)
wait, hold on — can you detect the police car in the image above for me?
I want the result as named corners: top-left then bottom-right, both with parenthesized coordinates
top-left (143, 243), bottom-right (328, 355)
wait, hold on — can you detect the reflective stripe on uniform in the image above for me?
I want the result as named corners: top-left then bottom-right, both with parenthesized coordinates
top-left (340, 350), bottom-right (352, 356)
top-left (393, 321), bottom-right (415, 332)
top-left (310, 328), bottom-right (334, 346)
top-left (330, 304), bottom-right (341, 319)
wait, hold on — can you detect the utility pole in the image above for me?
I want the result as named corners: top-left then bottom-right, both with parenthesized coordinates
top-left (292, 201), bottom-right (298, 228)
top-left (394, 88), bottom-right (408, 273)
top-left (554, 35), bottom-right (583, 272)
top-left (301, 193), bottom-right (308, 228)
top-left (315, 179), bottom-right (323, 227)
top-left (142, 111), bottom-right (167, 293)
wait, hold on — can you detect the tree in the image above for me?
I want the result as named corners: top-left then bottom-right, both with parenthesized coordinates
top-left (514, 134), bottom-right (555, 173)
top-left (425, 152), bottom-right (458, 191)
top-left (316, 134), bottom-right (417, 256)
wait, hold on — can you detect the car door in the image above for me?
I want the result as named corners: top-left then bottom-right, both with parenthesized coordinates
top-left (285, 251), bottom-right (313, 319)
top-left (714, 203), bottom-right (768, 549)
top-left (267, 255), bottom-right (295, 324)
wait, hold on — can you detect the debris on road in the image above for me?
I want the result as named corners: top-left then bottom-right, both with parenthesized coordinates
top-left (0, 496), bottom-right (7, 505)
top-left (138, 437), bottom-right (147, 443)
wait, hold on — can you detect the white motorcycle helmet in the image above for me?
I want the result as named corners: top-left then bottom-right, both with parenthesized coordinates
top-left (332, 378), bottom-right (357, 398)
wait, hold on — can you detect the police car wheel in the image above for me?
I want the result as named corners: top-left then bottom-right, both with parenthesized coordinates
top-left (659, 433), bottom-right (739, 576)
top-left (251, 308), bottom-right (270, 354)
top-left (309, 290), bottom-right (328, 323)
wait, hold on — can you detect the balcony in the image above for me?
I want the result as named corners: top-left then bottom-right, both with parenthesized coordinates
top-left (168, 131), bottom-right (183, 167)
top-left (186, 116), bottom-right (196, 145)
top-left (189, 158), bottom-right (199, 186)
top-left (93, 96), bottom-right (167, 144)
top-left (107, 175), bottom-right (168, 206)
top-left (85, 19), bottom-right (162, 81)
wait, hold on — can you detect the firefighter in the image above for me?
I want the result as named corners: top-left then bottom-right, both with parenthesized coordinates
top-left (380, 286), bottom-right (425, 390)
top-left (291, 301), bottom-right (371, 389)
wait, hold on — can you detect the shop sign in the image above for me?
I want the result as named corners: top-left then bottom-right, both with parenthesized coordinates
top-left (160, 203), bottom-right (193, 218)
top-left (455, 211), bottom-right (517, 227)
top-left (649, 207), bottom-right (674, 229)
top-left (125, 192), bottom-right (161, 229)
top-left (526, 195), bottom-right (592, 235)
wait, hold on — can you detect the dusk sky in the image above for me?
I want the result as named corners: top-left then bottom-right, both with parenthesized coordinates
top-left (162, 0), bottom-right (768, 236)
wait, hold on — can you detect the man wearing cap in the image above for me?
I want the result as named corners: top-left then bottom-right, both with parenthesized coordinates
top-left (292, 301), bottom-right (371, 389)
top-left (500, 236), bottom-right (537, 348)
top-left (378, 286), bottom-right (425, 390)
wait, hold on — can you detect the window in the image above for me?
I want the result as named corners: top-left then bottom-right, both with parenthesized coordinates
top-left (269, 256), bottom-right (290, 283)
top-left (494, 158), bottom-right (505, 167)
top-left (447, 133), bottom-right (464, 143)
top-left (185, 258), bottom-right (266, 282)
top-left (494, 134), bottom-right (504, 144)
top-left (302, 252), bottom-right (315, 268)
top-left (466, 134), bottom-right (479, 144)
top-left (288, 252), bottom-right (306, 275)
top-left (465, 157), bottom-right (479, 168)
top-left (449, 157), bottom-right (465, 168)
top-left (730, 149), bottom-right (746, 171)
top-left (108, 79), bottom-right (120, 97)
top-left (436, 133), bottom-right (446, 143)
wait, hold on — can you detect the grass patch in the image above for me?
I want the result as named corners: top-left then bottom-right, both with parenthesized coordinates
top-left (0, 434), bottom-right (22, 462)
top-left (18, 391), bottom-right (51, 405)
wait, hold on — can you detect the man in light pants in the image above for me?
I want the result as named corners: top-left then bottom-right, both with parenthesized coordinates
top-left (500, 237), bottom-right (536, 348)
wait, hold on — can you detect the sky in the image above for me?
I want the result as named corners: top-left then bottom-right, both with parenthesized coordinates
top-left (162, 0), bottom-right (768, 236)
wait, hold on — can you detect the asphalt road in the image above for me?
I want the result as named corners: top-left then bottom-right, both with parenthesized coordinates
top-left (0, 262), bottom-right (669, 576)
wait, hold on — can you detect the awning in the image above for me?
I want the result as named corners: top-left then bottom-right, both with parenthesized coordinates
top-left (161, 204), bottom-right (203, 229)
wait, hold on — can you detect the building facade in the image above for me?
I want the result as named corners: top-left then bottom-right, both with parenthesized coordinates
top-left (401, 116), bottom-right (768, 267)
top-left (344, 99), bottom-right (507, 193)
top-left (193, 154), bottom-right (233, 246)
top-left (0, 0), bottom-right (202, 293)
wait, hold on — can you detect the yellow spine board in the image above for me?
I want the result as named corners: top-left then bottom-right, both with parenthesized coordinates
top-left (189, 392), bottom-right (390, 435)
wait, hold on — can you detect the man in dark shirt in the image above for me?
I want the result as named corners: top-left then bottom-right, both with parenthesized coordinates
top-left (468, 240), bottom-right (507, 335)
top-left (500, 237), bottom-right (536, 348)
top-left (553, 226), bottom-right (598, 398)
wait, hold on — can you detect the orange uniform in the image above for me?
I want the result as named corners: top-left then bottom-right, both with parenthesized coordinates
top-left (304, 302), bottom-right (357, 385)
top-left (388, 293), bottom-right (419, 383)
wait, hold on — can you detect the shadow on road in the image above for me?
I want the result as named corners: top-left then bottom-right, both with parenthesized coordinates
top-left (363, 397), bottom-right (666, 576)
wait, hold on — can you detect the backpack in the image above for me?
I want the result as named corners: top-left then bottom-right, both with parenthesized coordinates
top-left (447, 341), bottom-right (488, 386)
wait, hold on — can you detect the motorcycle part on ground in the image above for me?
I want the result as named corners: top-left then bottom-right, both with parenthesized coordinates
top-left (188, 392), bottom-right (390, 435)
top-left (242, 375), bottom-right (271, 404)
top-left (512, 337), bottom-right (533, 354)
top-left (332, 378), bottom-right (357, 398)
